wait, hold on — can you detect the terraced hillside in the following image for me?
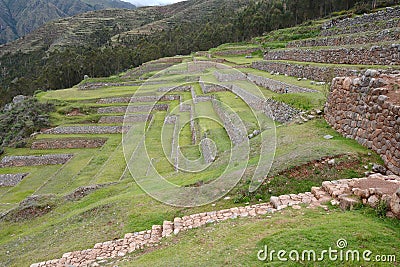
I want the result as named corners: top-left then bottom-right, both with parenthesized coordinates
top-left (1, 6), bottom-right (400, 267)
top-left (0, 0), bottom-right (249, 56)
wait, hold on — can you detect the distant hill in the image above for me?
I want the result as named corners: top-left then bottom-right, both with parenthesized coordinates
top-left (0, 0), bottom-right (136, 44)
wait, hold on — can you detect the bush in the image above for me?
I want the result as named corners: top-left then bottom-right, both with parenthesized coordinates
top-left (0, 97), bottom-right (53, 147)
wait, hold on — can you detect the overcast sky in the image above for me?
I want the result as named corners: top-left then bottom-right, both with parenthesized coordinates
top-left (123, 0), bottom-right (185, 6)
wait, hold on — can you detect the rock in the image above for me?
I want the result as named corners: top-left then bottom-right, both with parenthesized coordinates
top-left (328, 159), bottom-right (335, 165)
top-left (367, 195), bottom-right (380, 208)
top-left (372, 164), bottom-right (386, 174)
top-left (292, 205), bottom-right (301, 210)
top-left (324, 135), bottom-right (334, 140)
top-left (339, 195), bottom-right (360, 211)
top-left (365, 69), bottom-right (378, 78)
top-left (389, 188), bottom-right (400, 219)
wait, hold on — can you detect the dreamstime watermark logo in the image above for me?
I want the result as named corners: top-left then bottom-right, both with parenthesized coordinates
top-left (122, 61), bottom-right (276, 207)
top-left (257, 238), bottom-right (397, 263)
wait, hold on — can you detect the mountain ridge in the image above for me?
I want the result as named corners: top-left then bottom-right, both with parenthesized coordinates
top-left (0, 0), bottom-right (136, 44)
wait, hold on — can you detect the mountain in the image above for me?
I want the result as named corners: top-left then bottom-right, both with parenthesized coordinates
top-left (0, 0), bottom-right (136, 44)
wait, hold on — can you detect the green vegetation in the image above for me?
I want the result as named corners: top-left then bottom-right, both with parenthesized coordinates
top-left (119, 207), bottom-right (400, 266)
top-left (0, 97), bottom-right (53, 147)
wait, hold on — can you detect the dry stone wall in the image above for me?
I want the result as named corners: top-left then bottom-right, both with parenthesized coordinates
top-left (0, 173), bottom-right (28, 186)
top-left (31, 139), bottom-right (107, 150)
top-left (288, 28), bottom-right (400, 48)
top-left (0, 154), bottom-right (73, 168)
top-left (252, 61), bottom-right (360, 82)
top-left (321, 6), bottom-right (400, 36)
top-left (213, 48), bottom-right (259, 56)
top-left (98, 114), bottom-right (153, 124)
top-left (44, 126), bottom-right (129, 134)
top-left (325, 70), bottom-right (400, 175)
top-left (264, 99), bottom-right (301, 124)
top-left (97, 95), bottom-right (180, 104)
top-left (212, 99), bottom-right (247, 146)
top-left (264, 44), bottom-right (400, 65)
top-left (97, 104), bottom-right (169, 114)
top-left (214, 71), bottom-right (247, 82)
top-left (32, 173), bottom-right (400, 267)
top-left (247, 73), bottom-right (318, 93)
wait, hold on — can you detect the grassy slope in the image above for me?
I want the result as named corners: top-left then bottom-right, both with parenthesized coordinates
top-left (120, 207), bottom-right (400, 267)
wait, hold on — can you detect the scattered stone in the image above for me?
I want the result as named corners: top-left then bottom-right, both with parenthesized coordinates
top-left (324, 135), bottom-right (334, 140)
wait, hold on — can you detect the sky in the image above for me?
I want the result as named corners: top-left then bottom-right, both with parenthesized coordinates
top-left (123, 0), bottom-right (185, 6)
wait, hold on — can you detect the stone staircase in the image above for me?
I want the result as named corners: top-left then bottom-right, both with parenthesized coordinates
top-left (31, 173), bottom-right (400, 267)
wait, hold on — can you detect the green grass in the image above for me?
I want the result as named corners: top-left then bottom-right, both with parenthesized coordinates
top-left (119, 207), bottom-right (400, 267)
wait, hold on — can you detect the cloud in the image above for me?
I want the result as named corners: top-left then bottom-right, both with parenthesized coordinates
top-left (122, 0), bottom-right (185, 6)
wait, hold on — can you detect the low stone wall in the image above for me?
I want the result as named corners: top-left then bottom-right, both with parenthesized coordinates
top-left (200, 138), bottom-right (215, 163)
top-left (321, 6), bottom-right (400, 36)
top-left (0, 154), bottom-right (73, 168)
top-left (97, 95), bottom-right (180, 104)
top-left (158, 85), bottom-right (192, 92)
top-left (230, 85), bottom-right (265, 111)
top-left (199, 81), bottom-right (226, 94)
top-left (288, 28), bottom-right (400, 48)
top-left (31, 138), bottom-right (107, 150)
top-left (44, 126), bottom-right (129, 134)
top-left (264, 44), bottom-right (400, 65)
top-left (247, 73), bottom-right (318, 93)
top-left (264, 99), bottom-right (301, 124)
top-left (213, 48), bottom-right (259, 56)
top-left (98, 114), bottom-right (153, 124)
top-left (78, 82), bottom-right (142, 91)
top-left (97, 104), bottom-right (169, 114)
top-left (252, 61), bottom-right (360, 82)
top-left (212, 99), bottom-right (247, 146)
top-left (214, 71), bottom-right (246, 82)
top-left (325, 70), bottom-right (400, 175)
top-left (0, 173), bottom-right (29, 186)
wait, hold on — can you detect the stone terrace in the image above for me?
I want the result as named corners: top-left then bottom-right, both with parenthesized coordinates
top-left (0, 154), bottom-right (73, 168)
top-left (0, 173), bottom-right (29, 187)
top-left (31, 138), bottom-right (107, 150)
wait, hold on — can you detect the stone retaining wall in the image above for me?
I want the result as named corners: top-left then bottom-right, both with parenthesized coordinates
top-left (78, 82), bottom-right (142, 91)
top-left (199, 81), bottom-right (226, 94)
top-left (0, 154), bottom-right (73, 168)
top-left (212, 99), bottom-right (247, 146)
top-left (0, 173), bottom-right (29, 187)
top-left (200, 138), bottom-right (215, 163)
top-left (214, 71), bottom-right (247, 82)
top-left (247, 73), bottom-right (318, 93)
top-left (97, 104), bottom-right (169, 114)
top-left (252, 61), bottom-right (360, 82)
top-left (325, 70), bottom-right (400, 175)
top-left (264, 44), bottom-right (400, 65)
top-left (158, 85), bottom-right (192, 92)
top-left (31, 173), bottom-right (400, 266)
top-left (264, 99), bottom-right (301, 124)
top-left (97, 95), bottom-right (180, 104)
top-left (44, 126), bottom-right (129, 134)
top-left (98, 114), bottom-right (153, 124)
top-left (288, 28), bottom-right (400, 48)
top-left (321, 6), bottom-right (400, 36)
top-left (31, 139), bottom-right (107, 149)
top-left (213, 48), bottom-right (259, 56)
